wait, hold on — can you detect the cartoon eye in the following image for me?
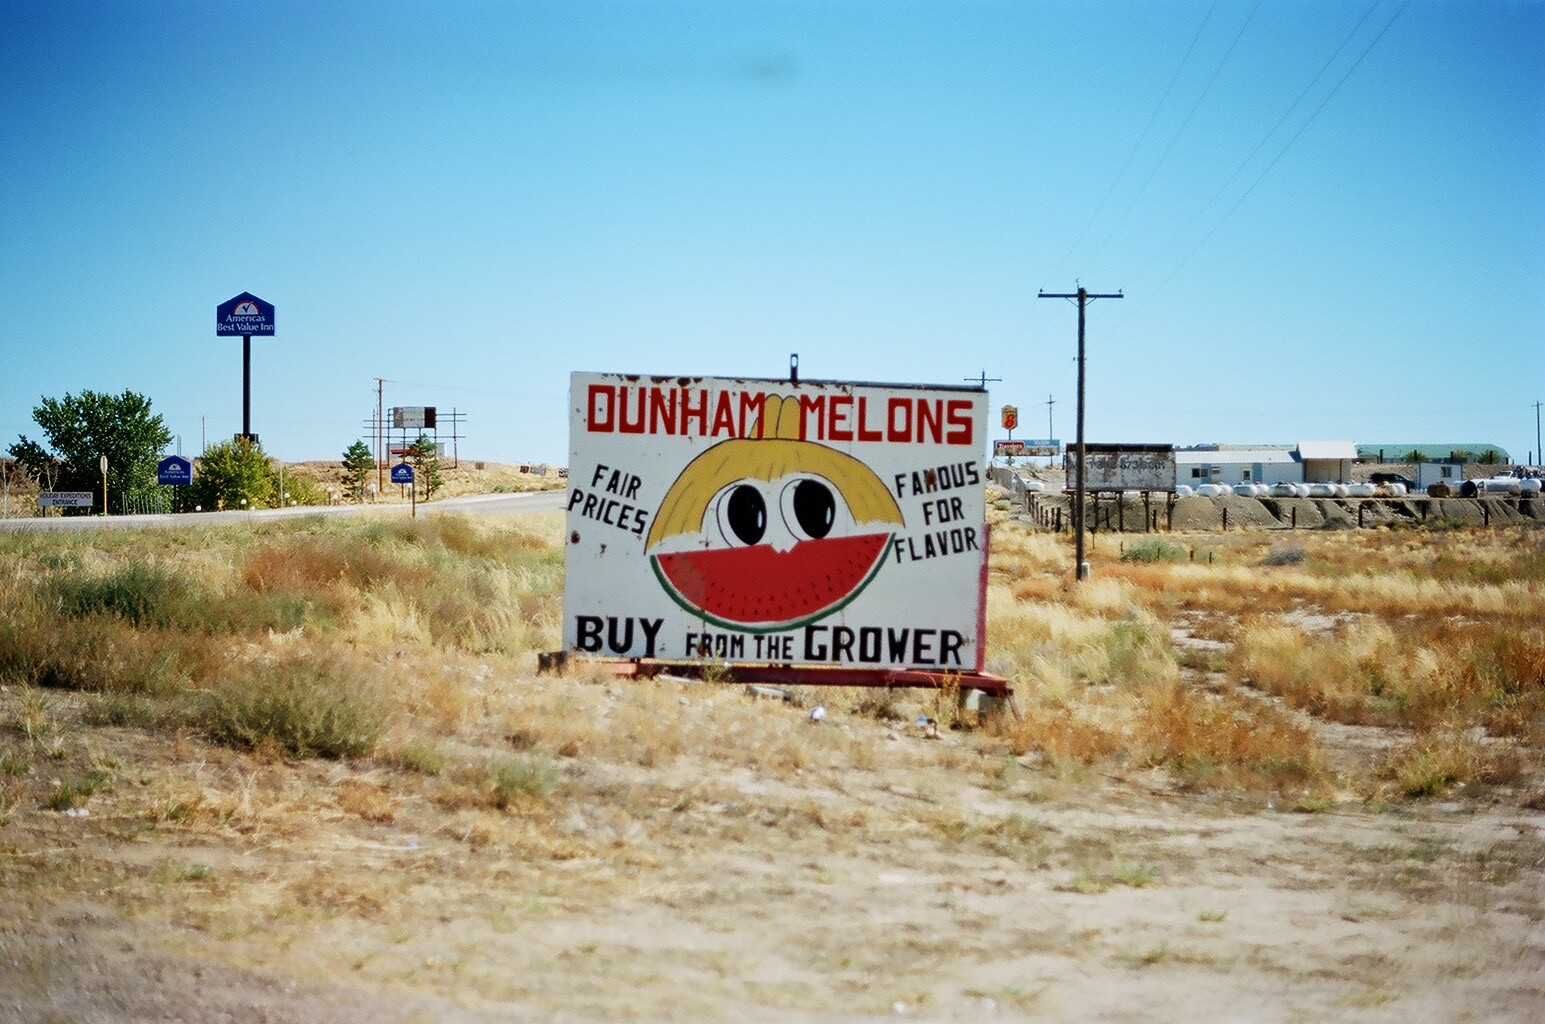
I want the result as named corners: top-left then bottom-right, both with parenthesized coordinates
top-left (781, 478), bottom-right (837, 540)
top-left (718, 483), bottom-right (767, 546)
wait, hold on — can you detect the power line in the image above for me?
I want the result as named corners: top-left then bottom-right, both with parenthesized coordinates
top-left (1083, 0), bottom-right (1264, 269)
top-left (1104, 0), bottom-right (1411, 340)
top-left (1046, 0), bottom-right (1220, 281)
top-left (1118, 0), bottom-right (1383, 296)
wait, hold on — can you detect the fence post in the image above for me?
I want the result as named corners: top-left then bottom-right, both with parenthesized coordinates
top-left (1358, 503), bottom-right (1365, 528)
top-left (1291, 506), bottom-right (1297, 530)
top-left (1222, 507), bottom-right (1228, 532)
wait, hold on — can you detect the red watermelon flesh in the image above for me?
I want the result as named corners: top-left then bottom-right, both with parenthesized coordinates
top-left (652, 532), bottom-right (892, 630)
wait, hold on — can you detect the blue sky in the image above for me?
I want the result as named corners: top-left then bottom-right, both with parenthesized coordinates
top-left (2, 1), bottom-right (1541, 464)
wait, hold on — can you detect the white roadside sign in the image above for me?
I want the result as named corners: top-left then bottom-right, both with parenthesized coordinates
top-left (563, 372), bottom-right (988, 672)
top-left (38, 491), bottom-right (95, 508)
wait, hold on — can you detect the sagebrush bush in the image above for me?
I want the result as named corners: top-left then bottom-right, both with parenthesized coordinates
top-left (1120, 540), bottom-right (1185, 564)
top-left (206, 655), bottom-right (388, 759)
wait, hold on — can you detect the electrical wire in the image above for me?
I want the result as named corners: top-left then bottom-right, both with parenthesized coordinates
top-left (1083, 0), bottom-right (1265, 269)
top-left (1117, 0), bottom-right (1383, 296)
top-left (1102, 0), bottom-right (1412, 341)
top-left (1045, 0), bottom-right (1220, 282)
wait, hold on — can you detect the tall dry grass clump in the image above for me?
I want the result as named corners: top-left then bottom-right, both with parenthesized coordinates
top-left (206, 650), bottom-right (389, 759)
top-left (0, 513), bottom-right (567, 761)
top-left (1232, 617), bottom-right (1544, 741)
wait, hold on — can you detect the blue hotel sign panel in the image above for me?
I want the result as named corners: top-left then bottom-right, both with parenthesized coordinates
top-left (216, 292), bottom-right (275, 336)
top-left (157, 455), bottom-right (193, 486)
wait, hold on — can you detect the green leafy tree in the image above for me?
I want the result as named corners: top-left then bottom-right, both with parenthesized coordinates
top-left (1478, 449), bottom-right (1502, 465)
top-left (1403, 450), bottom-right (1427, 464)
top-left (8, 390), bottom-right (171, 514)
top-left (409, 434), bottom-right (443, 499)
top-left (192, 438), bottom-right (277, 510)
top-left (341, 441), bottom-right (374, 502)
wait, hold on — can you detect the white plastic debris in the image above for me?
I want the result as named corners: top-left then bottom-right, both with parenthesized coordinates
top-left (809, 705), bottom-right (826, 723)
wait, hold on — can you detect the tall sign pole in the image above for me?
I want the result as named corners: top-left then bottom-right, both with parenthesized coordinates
top-left (1038, 286), bottom-right (1122, 581)
top-left (242, 333), bottom-right (252, 440)
top-left (216, 292), bottom-right (276, 445)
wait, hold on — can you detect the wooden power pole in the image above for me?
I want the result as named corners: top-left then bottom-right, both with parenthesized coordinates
top-left (1038, 286), bottom-right (1122, 580)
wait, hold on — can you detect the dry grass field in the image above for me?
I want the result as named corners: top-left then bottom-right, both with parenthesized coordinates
top-left (0, 501), bottom-right (1541, 1022)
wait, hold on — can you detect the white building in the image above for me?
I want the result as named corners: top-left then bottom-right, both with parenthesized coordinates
top-left (1174, 440), bottom-right (1359, 487)
top-left (1295, 440), bottom-right (1358, 483)
top-left (1175, 446), bottom-right (1300, 486)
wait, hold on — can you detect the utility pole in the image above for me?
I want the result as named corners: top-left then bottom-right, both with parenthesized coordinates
top-left (1045, 393), bottom-right (1056, 467)
top-left (965, 370), bottom-right (1002, 390)
top-left (1534, 400), bottom-right (1541, 468)
top-left (1038, 285), bottom-right (1122, 581)
top-left (375, 377), bottom-right (386, 492)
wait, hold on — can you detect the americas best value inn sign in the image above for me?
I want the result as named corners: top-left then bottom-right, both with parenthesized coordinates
top-left (563, 372), bottom-right (988, 672)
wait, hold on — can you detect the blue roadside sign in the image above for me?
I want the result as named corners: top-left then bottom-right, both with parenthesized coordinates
top-left (157, 455), bottom-right (194, 486)
top-left (391, 463), bottom-right (415, 484)
top-left (216, 292), bottom-right (276, 336)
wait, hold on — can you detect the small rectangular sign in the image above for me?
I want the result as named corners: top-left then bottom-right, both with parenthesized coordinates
top-left (1014, 439), bottom-right (1061, 457)
top-left (392, 407), bottom-right (436, 430)
top-left (38, 491), bottom-right (94, 507)
top-left (157, 455), bottom-right (193, 486)
top-left (563, 372), bottom-right (988, 672)
top-left (994, 440), bottom-right (1026, 456)
top-left (390, 463), bottom-right (415, 484)
top-left (216, 292), bottom-right (275, 336)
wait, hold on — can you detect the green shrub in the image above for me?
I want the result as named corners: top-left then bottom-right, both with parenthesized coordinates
top-left (206, 657), bottom-right (388, 759)
top-left (51, 561), bottom-right (197, 628)
top-left (487, 754), bottom-right (559, 806)
top-left (1119, 540), bottom-right (1185, 564)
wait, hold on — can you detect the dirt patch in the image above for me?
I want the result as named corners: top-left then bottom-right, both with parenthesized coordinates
top-left (2, 678), bottom-right (1542, 1024)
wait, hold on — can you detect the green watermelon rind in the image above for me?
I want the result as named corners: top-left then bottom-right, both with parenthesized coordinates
top-left (649, 533), bottom-right (894, 636)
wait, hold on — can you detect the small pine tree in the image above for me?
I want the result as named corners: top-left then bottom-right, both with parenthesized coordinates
top-left (341, 440), bottom-right (374, 502)
top-left (409, 434), bottom-right (443, 499)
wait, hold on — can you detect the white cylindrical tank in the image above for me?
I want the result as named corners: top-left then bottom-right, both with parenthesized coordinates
top-left (1519, 478), bottom-right (1542, 495)
top-left (1196, 484), bottom-right (1226, 497)
top-left (1270, 482), bottom-right (1297, 497)
top-left (1024, 479), bottom-right (1045, 493)
top-left (1391, 483), bottom-right (1407, 496)
top-left (1482, 478), bottom-right (1523, 495)
top-left (1334, 483), bottom-right (1351, 498)
top-left (1309, 483), bottom-right (1336, 498)
top-left (1233, 484), bottom-right (1255, 496)
top-left (1348, 483), bottom-right (1376, 497)
top-left (1174, 484), bottom-right (1194, 497)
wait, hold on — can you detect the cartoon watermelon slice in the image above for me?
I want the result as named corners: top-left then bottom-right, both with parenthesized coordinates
top-left (652, 531), bottom-right (893, 632)
top-left (646, 394), bottom-right (905, 633)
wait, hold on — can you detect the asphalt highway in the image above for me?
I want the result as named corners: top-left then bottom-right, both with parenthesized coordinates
top-left (0, 489), bottom-right (567, 532)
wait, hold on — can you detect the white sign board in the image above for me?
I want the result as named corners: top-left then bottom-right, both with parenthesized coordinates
top-left (39, 491), bottom-right (95, 507)
top-left (563, 372), bottom-right (988, 672)
top-left (392, 406), bottom-right (432, 430)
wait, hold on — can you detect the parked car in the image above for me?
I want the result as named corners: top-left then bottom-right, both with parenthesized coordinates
top-left (1369, 472), bottom-right (1416, 489)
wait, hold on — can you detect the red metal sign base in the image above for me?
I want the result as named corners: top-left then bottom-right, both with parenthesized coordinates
top-left (538, 652), bottom-right (1012, 696)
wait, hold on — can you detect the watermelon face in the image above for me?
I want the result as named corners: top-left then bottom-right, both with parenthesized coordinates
top-left (651, 531), bottom-right (893, 632)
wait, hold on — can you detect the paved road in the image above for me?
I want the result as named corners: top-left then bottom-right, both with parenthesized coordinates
top-left (0, 489), bottom-right (567, 532)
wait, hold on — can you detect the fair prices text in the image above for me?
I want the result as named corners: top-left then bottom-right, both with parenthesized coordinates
top-left (572, 615), bottom-right (967, 667)
top-left (585, 383), bottom-right (975, 446)
top-left (567, 463), bottom-right (649, 537)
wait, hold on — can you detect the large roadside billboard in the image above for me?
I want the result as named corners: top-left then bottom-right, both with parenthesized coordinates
top-left (563, 372), bottom-right (988, 672)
